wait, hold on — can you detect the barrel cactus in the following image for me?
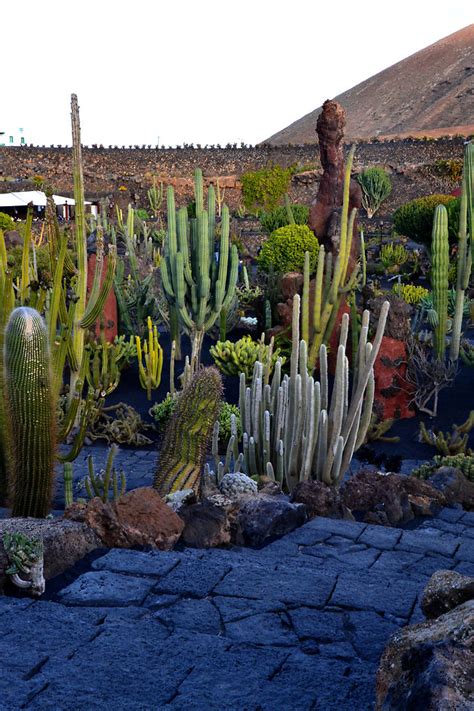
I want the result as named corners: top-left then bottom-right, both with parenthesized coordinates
top-left (4, 307), bottom-right (56, 518)
top-left (154, 367), bottom-right (223, 496)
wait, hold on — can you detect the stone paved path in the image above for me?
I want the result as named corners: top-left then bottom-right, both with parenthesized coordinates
top-left (1, 509), bottom-right (473, 710)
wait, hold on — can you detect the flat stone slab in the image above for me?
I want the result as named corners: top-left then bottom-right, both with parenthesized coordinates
top-left (0, 508), bottom-right (472, 710)
top-left (57, 571), bottom-right (155, 606)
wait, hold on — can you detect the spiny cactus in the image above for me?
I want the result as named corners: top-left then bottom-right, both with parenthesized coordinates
top-left (431, 204), bottom-right (450, 359)
top-left (449, 141), bottom-right (473, 361)
top-left (160, 168), bottom-right (239, 370)
top-left (154, 367), bottom-right (223, 496)
top-left (4, 308), bottom-right (56, 518)
top-left (235, 295), bottom-right (389, 489)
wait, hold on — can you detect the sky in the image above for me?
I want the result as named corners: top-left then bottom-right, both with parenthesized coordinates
top-left (2, 0), bottom-right (472, 147)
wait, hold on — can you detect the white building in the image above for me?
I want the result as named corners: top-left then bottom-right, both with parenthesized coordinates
top-left (0, 127), bottom-right (26, 146)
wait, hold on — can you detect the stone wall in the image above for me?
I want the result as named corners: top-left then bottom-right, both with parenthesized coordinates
top-left (0, 137), bottom-right (466, 214)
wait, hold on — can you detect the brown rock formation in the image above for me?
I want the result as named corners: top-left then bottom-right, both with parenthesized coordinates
top-left (65, 487), bottom-right (184, 550)
top-left (309, 100), bottom-right (361, 269)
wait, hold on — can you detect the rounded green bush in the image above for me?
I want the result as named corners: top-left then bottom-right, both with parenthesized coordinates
top-left (257, 224), bottom-right (319, 274)
top-left (259, 204), bottom-right (309, 234)
top-left (392, 194), bottom-right (457, 246)
top-left (0, 212), bottom-right (15, 232)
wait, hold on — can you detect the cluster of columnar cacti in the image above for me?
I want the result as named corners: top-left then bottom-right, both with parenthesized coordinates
top-left (235, 295), bottom-right (389, 489)
top-left (449, 141), bottom-right (473, 361)
top-left (429, 142), bottom-right (473, 362)
top-left (300, 147), bottom-right (361, 371)
top-left (160, 168), bottom-right (239, 370)
top-left (85, 444), bottom-right (126, 502)
top-left (210, 334), bottom-right (283, 381)
top-left (4, 308), bottom-right (56, 518)
top-left (136, 317), bottom-right (163, 399)
top-left (154, 367), bottom-right (223, 496)
top-left (0, 95), bottom-right (118, 509)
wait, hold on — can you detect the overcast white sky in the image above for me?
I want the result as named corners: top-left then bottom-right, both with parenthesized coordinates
top-left (2, 1), bottom-right (472, 146)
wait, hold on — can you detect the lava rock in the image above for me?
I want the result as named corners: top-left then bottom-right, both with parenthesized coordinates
top-left (235, 494), bottom-right (307, 548)
top-left (376, 601), bottom-right (474, 710)
top-left (342, 469), bottom-right (446, 526)
top-left (179, 500), bottom-right (236, 548)
top-left (64, 487), bottom-right (184, 550)
top-left (291, 480), bottom-right (353, 520)
top-left (428, 467), bottom-right (474, 510)
top-left (421, 570), bottom-right (474, 619)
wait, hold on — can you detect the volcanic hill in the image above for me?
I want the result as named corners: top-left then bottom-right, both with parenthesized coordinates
top-left (264, 25), bottom-right (474, 144)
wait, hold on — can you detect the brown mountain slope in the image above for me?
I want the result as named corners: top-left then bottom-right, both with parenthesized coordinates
top-left (264, 25), bottom-right (474, 144)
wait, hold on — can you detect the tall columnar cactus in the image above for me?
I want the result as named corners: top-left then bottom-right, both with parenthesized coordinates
top-left (449, 142), bottom-right (473, 361)
top-left (237, 295), bottom-right (389, 489)
top-left (4, 308), bottom-right (56, 518)
top-left (431, 205), bottom-right (450, 359)
top-left (154, 367), bottom-right (223, 496)
top-left (301, 146), bottom-right (360, 371)
top-left (160, 169), bottom-right (239, 370)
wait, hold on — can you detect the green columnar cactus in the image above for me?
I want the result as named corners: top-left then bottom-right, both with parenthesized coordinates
top-left (431, 204), bottom-right (450, 359)
top-left (449, 142), bottom-right (473, 361)
top-left (160, 169), bottom-right (239, 370)
top-left (4, 308), bottom-right (56, 518)
top-left (154, 367), bottom-right (223, 496)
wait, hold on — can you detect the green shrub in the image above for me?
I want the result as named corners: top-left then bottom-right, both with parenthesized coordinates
top-left (357, 167), bottom-right (392, 218)
top-left (149, 393), bottom-right (176, 433)
top-left (0, 212), bottom-right (15, 232)
top-left (218, 402), bottom-right (241, 443)
top-left (7, 245), bottom-right (54, 283)
top-left (412, 453), bottom-right (474, 482)
top-left (392, 194), bottom-right (457, 246)
top-left (259, 204), bottom-right (309, 234)
top-left (241, 165), bottom-right (293, 214)
top-left (258, 224), bottom-right (319, 274)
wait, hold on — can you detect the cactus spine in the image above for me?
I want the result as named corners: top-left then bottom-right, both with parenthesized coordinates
top-left (160, 169), bottom-right (239, 370)
top-left (4, 308), bottom-right (56, 518)
top-left (431, 205), bottom-right (450, 359)
top-left (154, 367), bottom-right (223, 496)
top-left (449, 142), bottom-right (473, 361)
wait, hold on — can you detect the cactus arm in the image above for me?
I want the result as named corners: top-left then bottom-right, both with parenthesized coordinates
top-left (80, 245), bottom-right (117, 328)
top-left (431, 205), bottom-right (450, 360)
top-left (450, 143), bottom-right (473, 361)
top-left (20, 205), bottom-right (33, 304)
top-left (70, 94), bottom-right (88, 378)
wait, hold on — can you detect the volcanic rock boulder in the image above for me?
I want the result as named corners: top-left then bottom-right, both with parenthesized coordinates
top-left (65, 487), bottom-right (184, 550)
top-left (376, 571), bottom-right (474, 710)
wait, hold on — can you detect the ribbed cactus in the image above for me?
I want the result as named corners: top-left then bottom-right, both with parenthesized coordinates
top-left (154, 367), bottom-right (223, 496)
top-left (160, 169), bottom-right (239, 370)
top-left (449, 142), bottom-right (473, 361)
top-left (300, 146), bottom-right (360, 371)
top-left (236, 295), bottom-right (389, 489)
top-left (4, 308), bottom-right (56, 518)
top-left (431, 205), bottom-right (450, 359)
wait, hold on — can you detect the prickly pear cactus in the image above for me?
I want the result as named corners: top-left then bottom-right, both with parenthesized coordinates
top-left (4, 307), bottom-right (56, 518)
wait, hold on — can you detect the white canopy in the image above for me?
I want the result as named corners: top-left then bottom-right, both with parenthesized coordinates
top-left (0, 191), bottom-right (91, 207)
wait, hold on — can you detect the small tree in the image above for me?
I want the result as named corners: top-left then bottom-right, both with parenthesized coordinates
top-left (357, 167), bottom-right (392, 218)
